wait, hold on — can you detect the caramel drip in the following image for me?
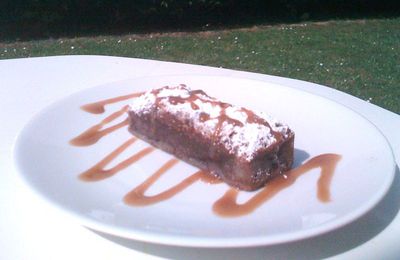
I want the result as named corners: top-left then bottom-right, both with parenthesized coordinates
top-left (191, 89), bottom-right (208, 96)
top-left (124, 159), bottom-right (221, 206)
top-left (241, 107), bottom-right (283, 142)
top-left (156, 87), bottom-right (245, 142)
top-left (153, 87), bottom-right (287, 144)
top-left (81, 92), bottom-right (144, 114)
top-left (79, 137), bottom-right (155, 181)
top-left (241, 107), bottom-right (266, 125)
top-left (213, 154), bottom-right (342, 217)
top-left (199, 112), bottom-right (210, 122)
top-left (70, 106), bottom-right (129, 146)
top-left (159, 84), bottom-right (201, 110)
top-left (213, 104), bottom-right (244, 139)
top-left (168, 95), bottom-right (199, 110)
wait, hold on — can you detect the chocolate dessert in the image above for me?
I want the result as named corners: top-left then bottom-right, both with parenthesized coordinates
top-left (128, 84), bottom-right (294, 191)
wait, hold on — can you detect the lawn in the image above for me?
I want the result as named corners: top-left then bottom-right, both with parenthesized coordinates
top-left (1, 18), bottom-right (399, 114)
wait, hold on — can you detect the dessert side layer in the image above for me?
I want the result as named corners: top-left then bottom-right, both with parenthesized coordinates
top-left (128, 84), bottom-right (294, 191)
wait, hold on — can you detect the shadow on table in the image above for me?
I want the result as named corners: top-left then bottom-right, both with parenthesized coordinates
top-left (89, 159), bottom-right (400, 259)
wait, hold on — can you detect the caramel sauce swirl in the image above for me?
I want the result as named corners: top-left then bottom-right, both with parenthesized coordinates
top-left (213, 154), bottom-right (341, 217)
top-left (124, 159), bottom-right (222, 206)
top-left (124, 154), bottom-right (341, 214)
top-left (79, 137), bottom-right (155, 181)
top-left (70, 106), bottom-right (129, 146)
top-left (74, 89), bottom-right (342, 217)
top-left (81, 92), bottom-right (144, 114)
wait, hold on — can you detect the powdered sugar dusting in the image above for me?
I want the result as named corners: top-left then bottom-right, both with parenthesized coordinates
top-left (194, 99), bottom-right (221, 118)
top-left (225, 106), bottom-right (248, 124)
top-left (129, 85), bottom-right (292, 161)
top-left (157, 85), bottom-right (190, 98)
top-left (220, 122), bottom-right (276, 159)
top-left (129, 91), bottom-right (156, 114)
top-left (256, 111), bottom-right (290, 138)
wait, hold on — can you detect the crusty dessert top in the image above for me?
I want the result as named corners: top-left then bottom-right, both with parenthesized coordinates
top-left (129, 84), bottom-right (293, 161)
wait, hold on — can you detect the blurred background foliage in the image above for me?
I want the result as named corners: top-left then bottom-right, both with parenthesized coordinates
top-left (1, 0), bottom-right (399, 40)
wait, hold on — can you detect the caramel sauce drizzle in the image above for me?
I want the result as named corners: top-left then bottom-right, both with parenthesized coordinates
top-left (70, 106), bottom-right (129, 146)
top-left (124, 154), bottom-right (341, 214)
top-left (81, 92), bottom-right (144, 114)
top-left (73, 89), bottom-right (342, 217)
top-left (124, 159), bottom-right (222, 206)
top-left (213, 154), bottom-right (341, 217)
top-left (79, 137), bottom-right (155, 181)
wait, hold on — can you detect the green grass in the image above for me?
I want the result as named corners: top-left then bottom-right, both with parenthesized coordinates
top-left (1, 18), bottom-right (399, 114)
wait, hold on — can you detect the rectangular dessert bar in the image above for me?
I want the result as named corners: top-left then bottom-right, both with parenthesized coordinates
top-left (128, 85), bottom-right (294, 191)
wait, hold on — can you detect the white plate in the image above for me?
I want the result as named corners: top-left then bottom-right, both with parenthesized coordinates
top-left (14, 75), bottom-right (396, 247)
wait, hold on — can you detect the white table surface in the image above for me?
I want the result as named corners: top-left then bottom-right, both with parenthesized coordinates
top-left (1, 55), bottom-right (399, 260)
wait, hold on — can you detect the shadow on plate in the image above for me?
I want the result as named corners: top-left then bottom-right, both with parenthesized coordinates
top-left (88, 161), bottom-right (400, 259)
top-left (292, 148), bottom-right (310, 168)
